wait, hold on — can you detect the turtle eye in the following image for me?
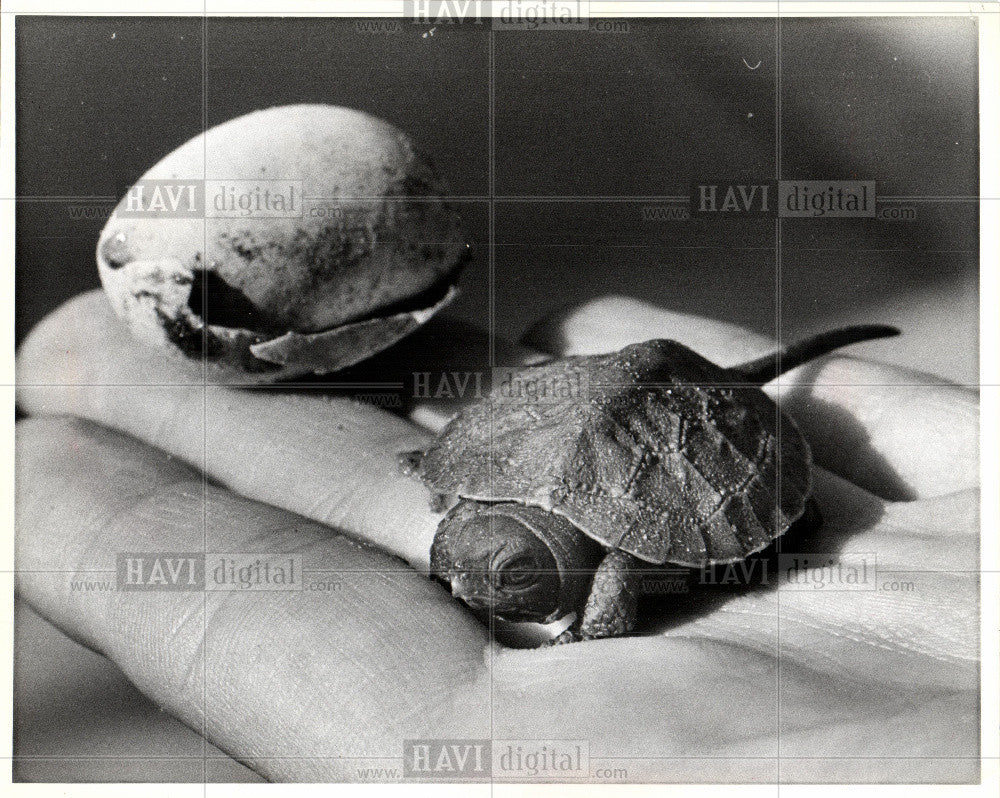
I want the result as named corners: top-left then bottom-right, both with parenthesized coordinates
top-left (497, 556), bottom-right (539, 589)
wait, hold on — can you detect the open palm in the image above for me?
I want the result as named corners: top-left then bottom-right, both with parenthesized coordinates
top-left (16, 292), bottom-right (978, 782)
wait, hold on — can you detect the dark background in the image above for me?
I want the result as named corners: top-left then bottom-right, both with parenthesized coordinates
top-left (16, 16), bottom-right (978, 381)
top-left (14, 15), bottom-right (980, 782)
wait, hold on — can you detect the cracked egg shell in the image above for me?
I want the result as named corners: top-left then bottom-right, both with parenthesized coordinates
top-left (97, 104), bottom-right (468, 382)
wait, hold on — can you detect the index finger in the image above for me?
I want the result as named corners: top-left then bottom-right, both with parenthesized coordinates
top-left (16, 291), bottom-right (442, 570)
top-left (16, 291), bottom-right (538, 572)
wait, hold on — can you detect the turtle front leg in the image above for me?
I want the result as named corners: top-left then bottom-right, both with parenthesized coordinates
top-left (548, 550), bottom-right (643, 644)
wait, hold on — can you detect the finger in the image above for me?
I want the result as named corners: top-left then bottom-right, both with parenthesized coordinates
top-left (17, 291), bottom-right (548, 571)
top-left (16, 416), bottom-right (491, 781)
top-left (522, 294), bottom-right (777, 365)
top-left (17, 292), bottom-right (447, 570)
top-left (522, 295), bottom-right (977, 500)
top-left (13, 598), bottom-right (263, 782)
top-left (774, 358), bottom-right (977, 500)
top-left (658, 469), bottom-right (978, 693)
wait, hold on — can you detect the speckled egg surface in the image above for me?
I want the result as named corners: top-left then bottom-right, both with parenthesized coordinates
top-left (97, 104), bottom-right (468, 382)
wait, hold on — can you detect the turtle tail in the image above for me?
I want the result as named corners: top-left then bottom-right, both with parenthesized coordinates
top-left (732, 324), bottom-right (900, 384)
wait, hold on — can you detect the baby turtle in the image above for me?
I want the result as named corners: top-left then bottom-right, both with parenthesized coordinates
top-left (404, 325), bottom-right (899, 644)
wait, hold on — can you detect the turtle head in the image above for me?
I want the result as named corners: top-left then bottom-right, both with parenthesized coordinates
top-left (430, 500), bottom-right (600, 624)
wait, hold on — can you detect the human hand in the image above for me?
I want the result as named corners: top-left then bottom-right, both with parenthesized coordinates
top-left (15, 291), bottom-right (978, 782)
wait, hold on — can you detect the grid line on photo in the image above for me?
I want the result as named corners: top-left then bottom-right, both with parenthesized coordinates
top-left (775, 11), bottom-right (784, 789)
top-left (4, 193), bottom-right (992, 200)
top-left (3, 753), bottom-right (994, 760)
top-left (774, 10), bottom-right (785, 798)
top-left (200, 11), bottom-right (209, 792)
top-left (7, 566), bottom-right (996, 575)
top-left (7, 383), bottom-right (990, 394)
top-left (487, 22), bottom-right (498, 785)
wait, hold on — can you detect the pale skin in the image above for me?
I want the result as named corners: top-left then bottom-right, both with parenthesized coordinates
top-left (15, 292), bottom-right (979, 782)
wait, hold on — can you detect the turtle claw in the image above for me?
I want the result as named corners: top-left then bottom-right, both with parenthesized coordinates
top-left (396, 450), bottom-right (424, 477)
top-left (545, 628), bottom-right (582, 646)
top-left (428, 493), bottom-right (451, 514)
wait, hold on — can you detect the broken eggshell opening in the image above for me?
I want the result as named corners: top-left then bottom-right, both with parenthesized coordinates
top-left (96, 245), bottom-right (460, 383)
top-left (95, 104), bottom-right (470, 383)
